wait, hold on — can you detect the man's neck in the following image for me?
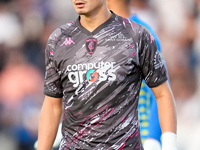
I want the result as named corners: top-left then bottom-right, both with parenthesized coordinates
top-left (80, 8), bottom-right (112, 32)
top-left (107, 1), bottom-right (131, 18)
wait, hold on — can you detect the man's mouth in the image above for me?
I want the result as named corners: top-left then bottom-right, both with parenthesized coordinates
top-left (75, 1), bottom-right (85, 8)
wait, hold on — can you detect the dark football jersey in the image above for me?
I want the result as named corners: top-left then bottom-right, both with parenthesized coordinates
top-left (44, 12), bottom-right (167, 150)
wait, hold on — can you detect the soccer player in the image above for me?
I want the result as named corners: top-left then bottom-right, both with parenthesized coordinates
top-left (37, 0), bottom-right (177, 150)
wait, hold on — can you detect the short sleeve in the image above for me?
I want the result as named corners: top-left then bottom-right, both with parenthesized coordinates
top-left (139, 28), bottom-right (168, 88)
top-left (43, 30), bottom-right (63, 98)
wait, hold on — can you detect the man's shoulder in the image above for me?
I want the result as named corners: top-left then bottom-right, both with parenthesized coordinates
top-left (59, 20), bottom-right (77, 32)
top-left (115, 14), bottom-right (143, 30)
top-left (129, 14), bottom-right (161, 51)
top-left (48, 20), bottom-right (77, 41)
top-left (114, 14), bottom-right (146, 40)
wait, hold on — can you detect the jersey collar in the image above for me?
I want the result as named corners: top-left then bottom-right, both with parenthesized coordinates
top-left (76, 11), bottom-right (116, 36)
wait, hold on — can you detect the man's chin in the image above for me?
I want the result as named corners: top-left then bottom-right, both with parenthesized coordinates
top-left (77, 11), bottom-right (87, 15)
top-left (75, 9), bottom-right (87, 15)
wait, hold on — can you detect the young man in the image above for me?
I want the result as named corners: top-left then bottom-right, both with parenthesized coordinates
top-left (37, 0), bottom-right (177, 150)
top-left (107, 0), bottom-right (163, 149)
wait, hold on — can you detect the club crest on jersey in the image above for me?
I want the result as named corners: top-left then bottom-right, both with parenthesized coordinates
top-left (85, 38), bottom-right (97, 55)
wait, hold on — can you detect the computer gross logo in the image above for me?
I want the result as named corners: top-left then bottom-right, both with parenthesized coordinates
top-left (66, 61), bottom-right (117, 87)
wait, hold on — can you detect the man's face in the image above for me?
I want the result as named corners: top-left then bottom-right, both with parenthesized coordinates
top-left (71, 0), bottom-right (105, 16)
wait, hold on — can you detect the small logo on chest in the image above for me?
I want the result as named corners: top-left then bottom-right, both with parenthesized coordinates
top-left (85, 38), bottom-right (97, 55)
top-left (60, 37), bottom-right (75, 46)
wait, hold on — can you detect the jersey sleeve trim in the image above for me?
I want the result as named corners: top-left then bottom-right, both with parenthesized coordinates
top-left (44, 91), bottom-right (63, 98)
top-left (147, 77), bottom-right (168, 88)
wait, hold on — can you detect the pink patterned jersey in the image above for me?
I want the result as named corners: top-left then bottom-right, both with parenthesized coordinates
top-left (44, 12), bottom-right (167, 150)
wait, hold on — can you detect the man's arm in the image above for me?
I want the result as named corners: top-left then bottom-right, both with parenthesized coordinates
top-left (37, 95), bottom-right (63, 150)
top-left (151, 81), bottom-right (177, 150)
top-left (151, 81), bottom-right (177, 133)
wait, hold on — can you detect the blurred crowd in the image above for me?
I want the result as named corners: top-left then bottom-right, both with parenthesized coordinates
top-left (0, 0), bottom-right (199, 150)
